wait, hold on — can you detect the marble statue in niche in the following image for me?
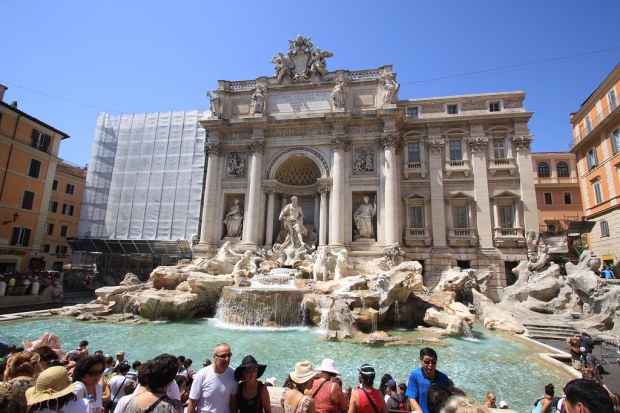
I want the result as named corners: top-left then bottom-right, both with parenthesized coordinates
top-left (353, 195), bottom-right (377, 240)
top-left (278, 196), bottom-right (307, 248)
top-left (223, 198), bottom-right (243, 238)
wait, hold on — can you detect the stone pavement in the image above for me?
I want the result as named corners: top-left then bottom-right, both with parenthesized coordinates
top-left (536, 338), bottom-right (620, 394)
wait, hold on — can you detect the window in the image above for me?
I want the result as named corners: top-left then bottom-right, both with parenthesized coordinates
top-left (409, 205), bottom-right (424, 228)
top-left (600, 220), bottom-right (610, 237)
top-left (544, 193), bottom-right (553, 205)
top-left (66, 183), bottom-right (75, 195)
top-left (493, 138), bottom-right (506, 159)
top-left (452, 205), bottom-right (469, 228)
top-left (55, 245), bottom-right (68, 255)
top-left (21, 190), bottom-right (35, 210)
top-left (407, 142), bottom-right (420, 162)
top-left (593, 180), bottom-right (603, 204)
top-left (489, 101), bottom-right (501, 112)
top-left (537, 162), bottom-right (550, 178)
top-left (557, 161), bottom-right (569, 177)
top-left (28, 159), bottom-right (42, 178)
top-left (609, 89), bottom-right (618, 111)
top-left (31, 130), bottom-right (51, 152)
top-left (585, 115), bottom-right (592, 133)
top-left (52, 180), bottom-right (58, 190)
top-left (498, 204), bottom-right (515, 228)
top-left (547, 224), bottom-right (557, 233)
top-left (611, 128), bottom-right (620, 155)
top-left (449, 140), bottom-right (462, 161)
top-left (41, 244), bottom-right (50, 253)
top-left (49, 200), bottom-right (58, 213)
top-left (564, 192), bottom-right (572, 204)
top-left (447, 104), bottom-right (459, 115)
top-left (61, 203), bottom-right (74, 216)
top-left (406, 107), bottom-right (419, 118)
top-left (10, 227), bottom-right (31, 246)
top-left (60, 225), bottom-right (68, 237)
top-left (45, 223), bottom-right (54, 236)
top-left (587, 148), bottom-right (599, 170)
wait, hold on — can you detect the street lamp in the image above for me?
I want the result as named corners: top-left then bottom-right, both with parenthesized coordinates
top-left (2, 212), bottom-right (19, 225)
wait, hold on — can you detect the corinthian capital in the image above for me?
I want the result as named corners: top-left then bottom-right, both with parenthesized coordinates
top-left (512, 135), bottom-right (534, 152)
top-left (248, 140), bottom-right (264, 154)
top-left (330, 136), bottom-right (351, 151)
top-left (426, 138), bottom-right (445, 154)
top-left (467, 136), bottom-right (488, 152)
top-left (205, 142), bottom-right (223, 157)
top-left (379, 134), bottom-right (401, 150)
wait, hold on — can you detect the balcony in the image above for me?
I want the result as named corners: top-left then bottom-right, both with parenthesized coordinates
top-left (445, 160), bottom-right (471, 177)
top-left (403, 161), bottom-right (427, 179)
top-left (447, 227), bottom-right (477, 247)
top-left (404, 227), bottom-right (431, 246)
top-left (493, 227), bottom-right (525, 247)
top-left (488, 158), bottom-right (516, 176)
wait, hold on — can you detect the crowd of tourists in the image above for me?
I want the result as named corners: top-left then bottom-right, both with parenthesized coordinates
top-left (0, 272), bottom-right (61, 296)
top-left (0, 339), bottom-right (618, 413)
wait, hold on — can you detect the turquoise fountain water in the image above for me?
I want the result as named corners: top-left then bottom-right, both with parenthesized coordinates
top-left (0, 317), bottom-right (572, 412)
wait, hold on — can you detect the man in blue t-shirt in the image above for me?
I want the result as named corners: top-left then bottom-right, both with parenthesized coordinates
top-left (406, 347), bottom-right (452, 413)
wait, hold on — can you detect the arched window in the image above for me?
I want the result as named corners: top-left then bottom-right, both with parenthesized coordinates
top-left (537, 162), bottom-right (550, 178)
top-left (557, 161), bottom-right (569, 177)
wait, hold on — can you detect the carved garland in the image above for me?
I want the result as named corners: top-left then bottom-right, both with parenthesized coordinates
top-left (467, 137), bottom-right (488, 152)
top-left (513, 135), bottom-right (534, 151)
top-left (379, 134), bottom-right (401, 150)
top-left (248, 140), bottom-right (264, 154)
top-left (330, 136), bottom-right (351, 151)
top-left (204, 142), bottom-right (223, 156)
top-left (426, 138), bottom-right (445, 154)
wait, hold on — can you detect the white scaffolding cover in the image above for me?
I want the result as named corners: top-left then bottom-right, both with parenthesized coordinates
top-left (78, 111), bottom-right (206, 242)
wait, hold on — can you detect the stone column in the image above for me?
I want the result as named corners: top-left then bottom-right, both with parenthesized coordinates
top-left (199, 142), bottom-right (223, 247)
top-left (380, 133), bottom-right (401, 245)
top-left (242, 138), bottom-right (264, 248)
top-left (427, 138), bottom-right (447, 247)
top-left (318, 185), bottom-right (330, 246)
top-left (513, 135), bottom-right (538, 231)
top-left (468, 136), bottom-right (494, 249)
top-left (329, 136), bottom-right (349, 246)
top-left (264, 186), bottom-right (275, 248)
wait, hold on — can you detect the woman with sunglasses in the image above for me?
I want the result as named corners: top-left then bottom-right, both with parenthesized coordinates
top-left (72, 355), bottom-right (106, 413)
top-left (234, 355), bottom-right (272, 413)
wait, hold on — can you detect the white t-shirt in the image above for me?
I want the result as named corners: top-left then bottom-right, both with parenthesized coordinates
top-left (73, 381), bottom-right (103, 411)
top-left (113, 393), bottom-right (135, 413)
top-left (109, 374), bottom-right (133, 401)
top-left (188, 365), bottom-right (238, 413)
top-left (39, 397), bottom-right (89, 413)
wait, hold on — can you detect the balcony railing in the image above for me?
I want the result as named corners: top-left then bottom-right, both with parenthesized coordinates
top-left (493, 227), bottom-right (525, 247)
top-left (403, 161), bottom-right (427, 178)
top-left (447, 227), bottom-right (477, 246)
top-left (488, 158), bottom-right (516, 176)
top-left (445, 159), bottom-right (471, 177)
top-left (404, 227), bottom-right (431, 246)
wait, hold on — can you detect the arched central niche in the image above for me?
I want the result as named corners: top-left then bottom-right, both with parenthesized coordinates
top-left (275, 156), bottom-right (321, 186)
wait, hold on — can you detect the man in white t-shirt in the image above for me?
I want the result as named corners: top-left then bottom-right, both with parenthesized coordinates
top-left (108, 364), bottom-right (135, 409)
top-left (187, 343), bottom-right (238, 413)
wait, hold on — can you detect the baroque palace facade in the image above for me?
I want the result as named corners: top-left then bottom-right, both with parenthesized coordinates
top-left (79, 37), bottom-right (538, 298)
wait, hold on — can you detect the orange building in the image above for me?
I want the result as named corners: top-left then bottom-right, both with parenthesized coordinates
top-left (0, 86), bottom-right (74, 272)
top-left (532, 152), bottom-right (583, 234)
top-left (570, 63), bottom-right (620, 268)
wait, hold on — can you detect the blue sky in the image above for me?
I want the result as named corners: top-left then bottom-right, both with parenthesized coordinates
top-left (2, 1), bottom-right (619, 167)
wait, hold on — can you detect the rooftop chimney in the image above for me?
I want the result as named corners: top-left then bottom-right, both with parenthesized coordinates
top-left (0, 84), bottom-right (7, 102)
top-left (10, 101), bottom-right (18, 108)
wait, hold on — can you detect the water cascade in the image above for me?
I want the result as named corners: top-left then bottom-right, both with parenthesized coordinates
top-left (394, 300), bottom-right (400, 329)
top-left (215, 269), bottom-right (310, 327)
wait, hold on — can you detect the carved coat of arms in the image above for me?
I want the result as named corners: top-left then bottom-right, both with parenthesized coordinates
top-left (270, 35), bottom-right (333, 84)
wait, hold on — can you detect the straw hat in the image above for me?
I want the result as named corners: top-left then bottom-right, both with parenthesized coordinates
top-left (289, 361), bottom-right (316, 384)
top-left (26, 366), bottom-right (79, 405)
top-left (318, 358), bottom-right (340, 375)
top-left (234, 355), bottom-right (267, 381)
